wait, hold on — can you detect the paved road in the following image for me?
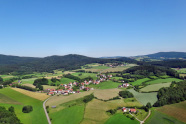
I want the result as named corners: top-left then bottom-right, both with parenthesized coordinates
top-left (43, 97), bottom-right (52, 124)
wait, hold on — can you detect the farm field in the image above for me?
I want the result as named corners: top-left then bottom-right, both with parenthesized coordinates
top-left (174, 68), bottom-right (186, 73)
top-left (94, 89), bottom-right (122, 100)
top-left (0, 88), bottom-right (47, 124)
top-left (111, 76), bottom-right (123, 80)
top-left (140, 82), bottom-right (171, 92)
top-left (105, 113), bottom-right (139, 124)
top-left (50, 105), bottom-right (84, 124)
top-left (71, 72), bottom-right (97, 80)
top-left (0, 93), bottom-right (21, 105)
top-left (180, 74), bottom-right (186, 77)
top-left (156, 101), bottom-right (186, 123)
top-left (145, 78), bottom-right (182, 85)
top-left (42, 85), bottom-right (58, 90)
top-left (146, 110), bottom-right (184, 124)
top-left (0, 75), bottom-right (16, 80)
top-left (22, 83), bottom-right (36, 88)
top-left (123, 98), bottom-right (143, 107)
top-left (127, 89), bottom-right (157, 105)
top-left (12, 88), bottom-right (49, 101)
top-left (46, 90), bottom-right (94, 107)
top-left (90, 81), bottom-right (122, 89)
top-left (59, 77), bottom-right (76, 84)
top-left (130, 78), bottom-right (151, 86)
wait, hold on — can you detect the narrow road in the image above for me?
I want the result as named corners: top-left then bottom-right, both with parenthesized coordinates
top-left (43, 97), bottom-right (52, 124)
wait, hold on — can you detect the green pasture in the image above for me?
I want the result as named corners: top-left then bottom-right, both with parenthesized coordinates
top-left (127, 89), bottom-right (157, 105)
top-left (105, 113), bottom-right (139, 124)
top-left (0, 88), bottom-right (47, 124)
top-left (140, 83), bottom-right (171, 92)
top-left (59, 78), bottom-right (76, 84)
top-left (146, 110), bottom-right (184, 124)
top-left (130, 78), bottom-right (151, 86)
top-left (20, 78), bottom-right (38, 84)
top-left (173, 68), bottom-right (186, 74)
top-left (50, 105), bottom-right (84, 124)
top-left (146, 78), bottom-right (182, 85)
top-left (90, 81), bottom-right (122, 89)
top-left (71, 72), bottom-right (97, 80)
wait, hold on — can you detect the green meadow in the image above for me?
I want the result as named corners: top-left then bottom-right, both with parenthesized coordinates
top-left (146, 110), bottom-right (184, 124)
top-left (105, 113), bottom-right (139, 124)
top-left (71, 72), bottom-right (97, 80)
top-left (130, 78), bottom-right (151, 86)
top-left (127, 89), bottom-right (157, 105)
top-left (0, 88), bottom-right (47, 124)
top-left (145, 78), bottom-right (182, 85)
top-left (50, 105), bottom-right (84, 124)
top-left (140, 82), bottom-right (171, 92)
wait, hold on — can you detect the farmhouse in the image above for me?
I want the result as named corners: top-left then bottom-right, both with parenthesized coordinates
top-left (122, 107), bottom-right (127, 112)
top-left (48, 92), bottom-right (54, 95)
top-left (130, 108), bottom-right (136, 113)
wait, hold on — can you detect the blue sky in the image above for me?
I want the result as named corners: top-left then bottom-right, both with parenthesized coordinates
top-left (0, 0), bottom-right (186, 57)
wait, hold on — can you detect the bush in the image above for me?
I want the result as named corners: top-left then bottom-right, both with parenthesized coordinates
top-left (22, 105), bottom-right (33, 113)
top-left (83, 94), bottom-right (94, 103)
top-left (119, 91), bottom-right (134, 98)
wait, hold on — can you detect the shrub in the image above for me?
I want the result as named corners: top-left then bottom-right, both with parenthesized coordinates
top-left (22, 105), bottom-right (33, 113)
top-left (119, 91), bottom-right (134, 98)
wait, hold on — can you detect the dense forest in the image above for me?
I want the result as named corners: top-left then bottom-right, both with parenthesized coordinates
top-left (146, 52), bottom-right (186, 59)
top-left (153, 80), bottom-right (186, 107)
top-left (123, 65), bottom-right (177, 77)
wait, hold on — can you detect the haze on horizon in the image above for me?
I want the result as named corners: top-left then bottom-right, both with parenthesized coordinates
top-left (0, 0), bottom-right (186, 58)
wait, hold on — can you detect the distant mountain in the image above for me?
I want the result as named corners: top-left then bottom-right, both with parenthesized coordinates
top-left (100, 56), bottom-right (124, 59)
top-left (146, 52), bottom-right (186, 59)
top-left (0, 54), bottom-right (136, 75)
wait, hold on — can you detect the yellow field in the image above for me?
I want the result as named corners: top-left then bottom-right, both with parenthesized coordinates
top-left (94, 89), bottom-right (121, 100)
top-left (156, 101), bottom-right (186, 123)
top-left (46, 90), bottom-right (94, 106)
top-left (12, 88), bottom-right (49, 101)
top-left (22, 83), bottom-right (36, 88)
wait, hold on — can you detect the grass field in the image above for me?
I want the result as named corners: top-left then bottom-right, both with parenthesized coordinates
top-left (0, 93), bottom-right (22, 105)
top-left (71, 72), bottom-right (97, 80)
top-left (94, 89), bottom-right (121, 100)
top-left (146, 110), bottom-right (184, 124)
top-left (156, 101), bottom-right (186, 123)
top-left (145, 78), bottom-right (182, 85)
top-left (50, 105), bottom-right (84, 124)
top-left (12, 88), bottom-right (49, 101)
top-left (21, 78), bottom-right (38, 84)
top-left (140, 82), bottom-right (171, 92)
top-left (90, 81), bottom-right (122, 89)
top-left (123, 98), bottom-right (143, 107)
top-left (174, 68), bottom-right (186, 74)
top-left (180, 74), bottom-right (186, 77)
top-left (111, 76), bottom-right (123, 80)
top-left (0, 88), bottom-right (48, 124)
top-left (130, 78), bottom-right (151, 86)
top-left (59, 77), bottom-right (76, 84)
top-left (127, 89), bottom-right (157, 105)
top-left (105, 113), bottom-right (139, 124)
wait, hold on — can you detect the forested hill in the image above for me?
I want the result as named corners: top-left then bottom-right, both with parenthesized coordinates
top-left (0, 54), bottom-right (40, 65)
top-left (0, 54), bottom-right (136, 75)
top-left (146, 52), bottom-right (186, 59)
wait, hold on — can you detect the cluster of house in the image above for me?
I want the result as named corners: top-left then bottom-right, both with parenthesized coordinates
top-left (122, 107), bottom-right (137, 113)
top-left (47, 88), bottom-right (77, 95)
top-left (47, 74), bottom-right (113, 95)
top-left (118, 83), bottom-right (130, 88)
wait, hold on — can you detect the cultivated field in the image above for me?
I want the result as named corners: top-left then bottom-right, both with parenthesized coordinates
top-left (22, 83), bottom-right (36, 88)
top-left (127, 89), bottom-right (157, 105)
top-left (140, 83), bottom-right (171, 92)
top-left (0, 88), bottom-right (48, 124)
top-left (123, 98), bottom-right (143, 107)
top-left (46, 90), bottom-right (94, 107)
top-left (59, 77), bottom-right (76, 84)
top-left (174, 68), bottom-right (186, 74)
top-left (105, 113), bottom-right (139, 124)
top-left (156, 101), bottom-right (186, 123)
top-left (42, 85), bottom-right (58, 90)
top-left (145, 78), bottom-right (182, 85)
top-left (71, 72), bottom-right (97, 80)
top-left (12, 88), bottom-right (49, 101)
top-left (180, 74), bottom-right (186, 77)
top-left (146, 110), bottom-right (184, 124)
top-left (94, 89), bottom-right (121, 100)
top-left (0, 93), bottom-right (22, 105)
top-left (90, 81), bottom-right (122, 89)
